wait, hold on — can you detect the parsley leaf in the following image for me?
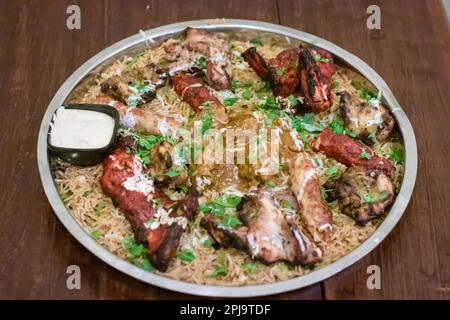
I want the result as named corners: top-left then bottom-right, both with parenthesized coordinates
top-left (364, 193), bottom-right (377, 203)
top-left (291, 113), bottom-right (323, 133)
top-left (90, 230), bottom-right (101, 240)
top-left (281, 200), bottom-right (293, 209)
top-left (242, 89), bottom-right (251, 100)
top-left (231, 80), bottom-right (238, 93)
top-left (211, 252), bottom-right (228, 277)
top-left (277, 67), bottom-right (284, 77)
top-left (325, 166), bottom-right (340, 179)
top-left (243, 262), bottom-right (257, 273)
top-left (328, 119), bottom-right (344, 134)
top-left (82, 191), bottom-right (90, 197)
top-left (176, 250), bottom-right (196, 262)
top-left (201, 111), bottom-right (214, 134)
top-left (390, 147), bottom-right (404, 163)
top-left (219, 215), bottom-right (243, 228)
top-left (166, 166), bottom-right (183, 177)
top-left (250, 38), bottom-right (263, 47)
top-left (359, 150), bottom-right (372, 160)
top-left (224, 97), bottom-right (239, 106)
top-left (196, 56), bottom-right (207, 69)
top-left (287, 95), bottom-right (298, 106)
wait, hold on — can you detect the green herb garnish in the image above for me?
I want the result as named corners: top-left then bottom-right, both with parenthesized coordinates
top-left (224, 97), bottom-right (239, 106)
top-left (277, 67), bottom-right (284, 77)
top-left (243, 262), bottom-right (257, 273)
top-left (176, 250), bottom-right (196, 262)
top-left (90, 230), bottom-right (101, 240)
top-left (359, 150), bottom-right (372, 160)
top-left (390, 147), bottom-right (404, 163)
top-left (250, 38), bottom-right (263, 47)
top-left (287, 95), bottom-right (298, 106)
top-left (196, 56), bottom-right (207, 69)
top-left (325, 166), bottom-right (340, 179)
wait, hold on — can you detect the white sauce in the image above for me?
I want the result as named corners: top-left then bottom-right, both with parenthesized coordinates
top-left (50, 107), bottom-right (115, 149)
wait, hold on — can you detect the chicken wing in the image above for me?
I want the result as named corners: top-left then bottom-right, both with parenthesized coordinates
top-left (100, 150), bottom-right (194, 271)
top-left (289, 152), bottom-right (333, 242)
top-left (339, 91), bottom-right (395, 145)
top-left (312, 128), bottom-right (395, 176)
top-left (337, 166), bottom-right (394, 225)
top-left (241, 47), bottom-right (271, 80)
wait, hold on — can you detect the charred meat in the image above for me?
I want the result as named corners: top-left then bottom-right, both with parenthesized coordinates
top-left (100, 150), bottom-right (190, 271)
top-left (313, 128), bottom-right (395, 176)
top-left (241, 47), bottom-right (271, 80)
top-left (337, 166), bottom-right (394, 225)
top-left (289, 153), bottom-right (333, 242)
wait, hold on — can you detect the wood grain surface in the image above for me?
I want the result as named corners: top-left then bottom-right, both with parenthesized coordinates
top-left (0, 0), bottom-right (448, 299)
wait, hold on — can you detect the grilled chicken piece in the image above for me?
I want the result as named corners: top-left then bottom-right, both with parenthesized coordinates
top-left (242, 47), bottom-right (300, 97)
top-left (307, 46), bottom-right (336, 85)
top-left (170, 72), bottom-right (228, 124)
top-left (339, 91), bottom-right (395, 145)
top-left (269, 48), bottom-right (302, 97)
top-left (95, 95), bottom-right (185, 136)
top-left (337, 166), bottom-right (394, 225)
top-left (149, 140), bottom-right (189, 188)
top-left (241, 47), bottom-right (271, 80)
top-left (174, 187), bottom-right (200, 221)
top-left (100, 150), bottom-right (189, 271)
top-left (200, 214), bottom-right (248, 250)
top-left (101, 64), bottom-right (167, 106)
top-left (185, 27), bottom-right (233, 90)
top-left (289, 153), bottom-right (333, 242)
top-left (239, 186), bottom-right (322, 266)
top-left (297, 48), bottom-right (333, 113)
top-left (313, 128), bottom-right (395, 176)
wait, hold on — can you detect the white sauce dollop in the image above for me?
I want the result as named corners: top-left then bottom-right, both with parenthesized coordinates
top-left (50, 107), bottom-right (115, 149)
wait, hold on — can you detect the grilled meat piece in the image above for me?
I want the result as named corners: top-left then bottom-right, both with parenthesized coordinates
top-left (101, 64), bottom-right (166, 106)
top-left (100, 150), bottom-right (190, 271)
top-left (174, 187), bottom-right (199, 221)
top-left (239, 186), bottom-right (322, 265)
top-left (289, 152), bottom-right (333, 242)
top-left (339, 91), bottom-right (395, 145)
top-left (170, 72), bottom-right (228, 124)
top-left (337, 166), bottom-right (394, 225)
top-left (200, 214), bottom-right (248, 250)
top-left (149, 140), bottom-right (189, 187)
top-left (242, 47), bottom-right (300, 97)
top-left (95, 95), bottom-right (185, 136)
top-left (313, 128), bottom-right (395, 176)
top-left (184, 27), bottom-right (233, 90)
top-left (297, 48), bottom-right (333, 113)
top-left (241, 47), bottom-right (271, 80)
top-left (269, 48), bottom-right (302, 97)
top-left (307, 46), bottom-right (336, 85)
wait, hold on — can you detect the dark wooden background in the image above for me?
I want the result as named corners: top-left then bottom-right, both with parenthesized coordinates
top-left (0, 0), bottom-right (449, 299)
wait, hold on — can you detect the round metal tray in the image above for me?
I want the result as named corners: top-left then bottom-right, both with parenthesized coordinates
top-left (37, 19), bottom-right (417, 297)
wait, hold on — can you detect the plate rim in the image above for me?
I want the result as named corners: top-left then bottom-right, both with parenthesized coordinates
top-left (37, 18), bottom-right (418, 297)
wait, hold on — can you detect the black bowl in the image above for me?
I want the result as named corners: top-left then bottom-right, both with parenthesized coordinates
top-left (47, 104), bottom-right (119, 166)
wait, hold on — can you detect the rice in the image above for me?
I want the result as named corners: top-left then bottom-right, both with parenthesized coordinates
top-left (53, 35), bottom-right (404, 286)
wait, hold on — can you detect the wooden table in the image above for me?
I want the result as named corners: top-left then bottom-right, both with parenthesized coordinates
top-left (0, 0), bottom-right (449, 300)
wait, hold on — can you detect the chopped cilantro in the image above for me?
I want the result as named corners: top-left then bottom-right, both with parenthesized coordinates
top-left (95, 202), bottom-right (107, 215)
top-left (265, 181), bottom-right (276, 189)
top-left (287, 95), bottom-right (298, 106)
top-left (90, 230), bottom-right (101, 240)
top-left (359, 150), bottom-right (372, 160)
top-left (242, 89), bottom-right (251, 100)
top-left (203, 237), bottom-right (213, 247)
top-left (219, 215), bottom-right (243, 228)
top-left (211, 252), bottom-right (228, 277)
top-left (250, 38), bottom-right (263, 47)
top-left (140, 258), bottom-right (153, 271)
top-left (176, 250), bottom-right (196, 262)
top-left (201, 111), bottom-right (214, 134)
top-left (196, 56), bottom-right (207, 69)
top-left (328, 119), bottom-right (345, 134)
top-left (379, 191), bottom-right (390, 200)
top-left (224, 97), bottom-right (239, 106)
top-left (325, 166), bottom-right (340, 179)
top-left (166, 166), bottom-right (183, 177)
top-left (82, 191), bottom-right (89, 197)
top-left (291, 113), bottom-right (323, 133)
top-left (231, 80), bottom-right (238, 93)
top-left (390, 147), bottom-right (404, 163)
top-left (277, 67), bottom-right (284, 77)
top-left (281, 200), bottom-right (293, 209)
top-left (364, 193), bottom-right (377, 203)
top-left (243, 262), bottom-right (257, 273)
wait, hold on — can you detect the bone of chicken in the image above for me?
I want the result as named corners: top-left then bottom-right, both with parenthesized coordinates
top-left (289, 152), bottom-right (333, 243)
top-left (312, 128), bottom-right (395, 176)
top-left (170, 72), bottom-right (228, 124)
